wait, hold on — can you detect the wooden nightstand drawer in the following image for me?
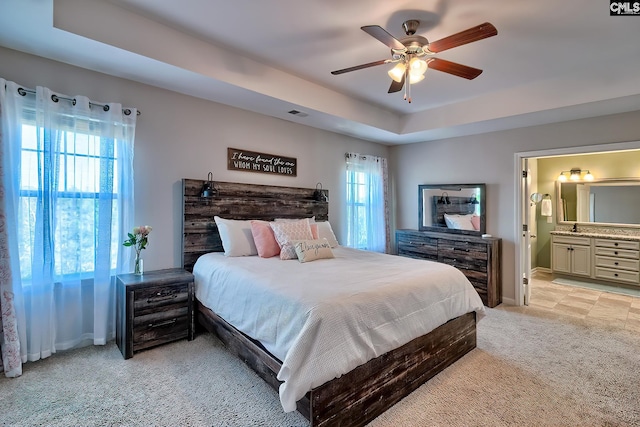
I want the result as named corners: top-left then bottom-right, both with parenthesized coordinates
top-left (116, 268), bottom-right (194, 359)
top-left (133, 315), bottom-right (190, 352)
top-left (134, 283), bottom-right (190, 316)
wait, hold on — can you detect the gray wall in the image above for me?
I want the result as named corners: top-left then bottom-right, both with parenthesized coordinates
top-left (391, 112), bottom-right (640, 303)
top-left (0, 46), bottom-right (389, 272)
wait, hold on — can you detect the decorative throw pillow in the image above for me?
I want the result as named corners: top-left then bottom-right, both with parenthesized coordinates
top-left (471, 214), bottom-right (481, 231)
top-left (270, 219), bottom-right (314, 260)
top-left (214, 216), bottom-right (258, 257)
top-left (315, 221), bottom-right (339, 247)
top-left (294, 238), bottom-right (335, 263)
top-left (444, 214), bottom-right (476, 231)
top-left (250, 220), bottom-right (280, 258)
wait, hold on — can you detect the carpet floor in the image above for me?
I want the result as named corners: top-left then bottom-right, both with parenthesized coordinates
top-left (1, 305), bottom-right (639, 427)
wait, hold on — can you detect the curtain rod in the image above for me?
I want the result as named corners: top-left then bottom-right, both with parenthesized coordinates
top-left (11, 86), bottom-right (140, 116)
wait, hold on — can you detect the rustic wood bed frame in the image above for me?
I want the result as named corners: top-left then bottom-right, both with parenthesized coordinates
top-left (182, 179), bottom-right (477, 427)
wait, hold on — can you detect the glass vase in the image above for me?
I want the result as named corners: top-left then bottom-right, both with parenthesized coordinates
top-left (134, 254), bottom-right (144, 275)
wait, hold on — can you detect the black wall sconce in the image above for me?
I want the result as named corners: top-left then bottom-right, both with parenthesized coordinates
top-left (313, 182), bottom-right (328, 202)
top-left (438, 192), bottom-right (450, 204)
top-left (201, 172), bottom-right (218, 198)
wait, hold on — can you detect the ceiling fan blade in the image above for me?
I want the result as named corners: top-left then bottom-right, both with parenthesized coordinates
top-left (388, 74), bottom-right (405, 93)
top-left (428, 58), bottom-right (483, 80)
top-left (427, 22), bottom-right (497, 53)
top-left (331, 59), bottom-right (391, 75)
top-left (361, 25), bottom-right (406, 50)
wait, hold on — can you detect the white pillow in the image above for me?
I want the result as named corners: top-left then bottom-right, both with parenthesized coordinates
top-left (294, 238), bottom-right (335, 263)
top-left (444, 214), bottom-right (476, 231)
top-left (274, 216), bottom-right (315, 223)
top-left (315, 221), bottom-right (339, 247)
top-left (214, 216), bottom-right (257, 256)
top-left (270, 219), bottom-right (314, 260)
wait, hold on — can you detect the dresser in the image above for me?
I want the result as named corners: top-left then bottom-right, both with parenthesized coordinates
top-left (116, 268), bottom-right (195, 359)
top-left (396, 229), bottom-right (502, 307)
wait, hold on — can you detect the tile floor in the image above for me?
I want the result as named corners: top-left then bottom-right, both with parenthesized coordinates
top-left (529, 271), bottom-right (640, 333)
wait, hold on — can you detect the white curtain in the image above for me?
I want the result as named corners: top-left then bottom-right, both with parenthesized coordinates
top-left (345, 152), bottom-right (390, 253)
top-left (0, 79), bottom-right (136, 375)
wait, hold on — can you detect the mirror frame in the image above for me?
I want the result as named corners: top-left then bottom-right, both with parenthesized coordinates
top-left (556, 178), bottom-right (640, 226)
top-left (418, 183), bottom-right (486, 235)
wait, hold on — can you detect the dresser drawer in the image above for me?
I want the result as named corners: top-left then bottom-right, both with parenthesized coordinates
top-left (438, 254), bottom-right (488, 275)
top-left (595, 255), bottom-right (640, 272)
top-left (397, 232), bottom-right (438, 260)
top-left (134, 282), bottom-right (190, 316)
top-left (438, 238), bottom-right (487, 257)
top-left (594, 247), bottom-right (639, 260)
top-left (594, 267), bottom-right (639, 284)
top-left (594, 238), bottom-right (640, 251)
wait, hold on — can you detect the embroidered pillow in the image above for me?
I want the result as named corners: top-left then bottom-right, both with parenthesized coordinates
top-left (214, 216), bottom-right (258, 256)
top-left (250, 220), bottom-right (280, 258)
top-left (294, 238), bottom-right (335, 263)
top-left (270, 219), bottom-right (313, 260)
top-left (315, 221), bottom-right (339, 247)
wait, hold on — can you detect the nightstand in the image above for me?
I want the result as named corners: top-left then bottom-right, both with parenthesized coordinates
top-left (116, 268), bottom-right (194, 359)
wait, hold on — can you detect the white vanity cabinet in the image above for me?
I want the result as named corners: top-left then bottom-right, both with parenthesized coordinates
top-left (593, 238), bottom-right (640, 284)
top-left (552, 235), bottom-right (591, 277)
top-left (551, 233), bottom-right (640, 286)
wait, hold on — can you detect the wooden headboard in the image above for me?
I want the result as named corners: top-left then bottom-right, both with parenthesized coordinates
top-left (432, 195), bottom-right (478, 227)
top-left (182, 179), bottom-right (329, 272)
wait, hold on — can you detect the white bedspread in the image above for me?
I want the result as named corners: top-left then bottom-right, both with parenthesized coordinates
top-left (193, 246), bottom-right (485, 412)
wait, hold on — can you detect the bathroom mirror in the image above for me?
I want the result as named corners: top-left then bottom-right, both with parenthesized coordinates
top-left (418, 184), bottom-right (486, 235)
top-left (557, 178), bottom-right (640, 225)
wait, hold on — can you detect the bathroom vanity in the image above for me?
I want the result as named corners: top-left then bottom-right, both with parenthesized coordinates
top-left (551, 230), bottom-right (640, 286)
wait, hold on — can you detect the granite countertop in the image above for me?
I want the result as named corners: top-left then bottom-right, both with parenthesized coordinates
top-left (550, 230), bottom-right (640, 241)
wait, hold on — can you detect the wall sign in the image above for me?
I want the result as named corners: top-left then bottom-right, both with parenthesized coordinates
top-left (227, 148), bottom-right (297, 177)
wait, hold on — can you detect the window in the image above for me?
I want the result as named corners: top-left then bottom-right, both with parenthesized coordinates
top-left (345, 153), bottom-right (389, 253)
top-left (18, 123), bottom-right (120, 281)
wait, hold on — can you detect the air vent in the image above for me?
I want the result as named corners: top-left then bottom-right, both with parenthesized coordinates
top-left (287, 110), bottom-right (308, 118)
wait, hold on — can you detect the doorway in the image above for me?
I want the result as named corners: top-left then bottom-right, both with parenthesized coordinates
top-left (515, 140), bottom-right (640, 307)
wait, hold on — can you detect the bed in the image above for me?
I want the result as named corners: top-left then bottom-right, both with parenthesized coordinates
top-left (182, 179), bottom-right (485, 427)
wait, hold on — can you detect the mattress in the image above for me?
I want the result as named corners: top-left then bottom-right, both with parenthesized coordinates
top-left (193, 246), bottom-right (485, 412)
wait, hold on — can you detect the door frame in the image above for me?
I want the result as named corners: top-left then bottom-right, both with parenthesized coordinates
top-left (514, 139), bottom-right (640, 306)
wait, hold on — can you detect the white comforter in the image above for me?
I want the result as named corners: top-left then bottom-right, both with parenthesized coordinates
top-left (193, 246), bottom-right (485, 412)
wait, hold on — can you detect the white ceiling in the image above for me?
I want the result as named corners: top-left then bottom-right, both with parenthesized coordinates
top-left (1, 0), bottom-right (639, 145)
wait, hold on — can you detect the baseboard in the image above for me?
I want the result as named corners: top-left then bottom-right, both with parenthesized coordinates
top-left (532, 267), bottom-right (552, 274)
top-left (500, 297), bottom-right (516, 306)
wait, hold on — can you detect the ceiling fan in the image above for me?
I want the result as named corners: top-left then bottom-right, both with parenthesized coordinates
top-left (331, 20), bottom-right (498, 103)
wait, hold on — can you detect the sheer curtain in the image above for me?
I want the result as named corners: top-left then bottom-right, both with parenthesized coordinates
top-left (345, 152), bottom-right (390, 253)
top-left (0, 79), bottom-right (136, 376)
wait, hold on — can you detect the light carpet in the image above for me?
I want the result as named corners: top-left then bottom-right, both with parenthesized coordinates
top-left (1, 305), bottom-right (639, 427)
top-left (552, 277), bottom-right (640, 297)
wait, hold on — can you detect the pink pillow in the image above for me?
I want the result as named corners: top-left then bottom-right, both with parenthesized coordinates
top-left (250, 220), bottom-right (280, 258)
top-left (471, 215), bottom-right (480, 231)
top-left (310, 223), bottom-right (318, 239)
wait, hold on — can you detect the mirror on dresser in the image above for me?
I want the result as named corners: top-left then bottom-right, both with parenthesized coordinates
top-left (557, 178), bottom-right (640, 225)
top-left (418, 184), bottom-right (486, 235)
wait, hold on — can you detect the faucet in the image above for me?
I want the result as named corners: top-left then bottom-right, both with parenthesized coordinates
top-left (572, 223), bottom-right (578, 233)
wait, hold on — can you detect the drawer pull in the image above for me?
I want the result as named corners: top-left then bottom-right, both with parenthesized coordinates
top-left (455, 247), bottom-right (471, 252)
top-left (149, 318), bottom-right (177, 328)
top-left (147, 292), bottom-right (178, 304)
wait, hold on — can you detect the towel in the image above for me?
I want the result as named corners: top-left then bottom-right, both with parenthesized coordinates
top-left (541, 198), bottom-right (552, 217)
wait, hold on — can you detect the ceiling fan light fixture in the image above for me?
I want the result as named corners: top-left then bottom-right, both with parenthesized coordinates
top-left (409, 72), bottom-right (425, 84)
top-left (409, 57), bottom-right (428, 76)
top-left (388, 62), bottom-right (406, 82)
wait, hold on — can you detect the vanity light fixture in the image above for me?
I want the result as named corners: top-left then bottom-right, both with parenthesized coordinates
top-left (557, 169), bottom-right (594, 182)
